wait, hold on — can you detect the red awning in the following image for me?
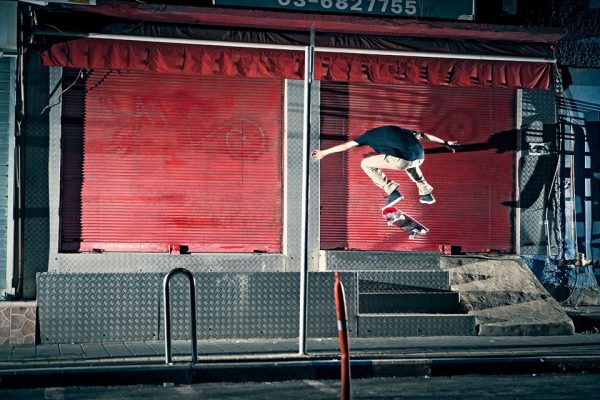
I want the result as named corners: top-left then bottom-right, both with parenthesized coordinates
top-left (41, 38), bottom-right (552, 89)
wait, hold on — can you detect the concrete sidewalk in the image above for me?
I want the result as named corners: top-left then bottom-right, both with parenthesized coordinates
top-left (1, 335), bottom-right (600, 388)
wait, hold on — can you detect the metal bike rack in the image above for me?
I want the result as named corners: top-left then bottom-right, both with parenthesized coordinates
top-left (163, 267), bottom-right (198, 365)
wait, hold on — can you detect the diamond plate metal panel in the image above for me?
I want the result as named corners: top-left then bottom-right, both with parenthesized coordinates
top-left (307, 272), bottom-right (357, 338)
top-left (519, 89), bottom-right (559, 256)
top-left (37, 273), bottom-right (160, 343)
top-left (323, 250), bottom-right (441, 271)
top-left (285, 80), bottom-right (303, 269)
top-left (54, 253), bottom-right (287, 273)
top-left (359, 292), bottom-right (460, 313)
top-left (162, 271), bottom-right (357, 340)
top-left (357, 314), bottom-right (477, 337)
top-left (22, 51), bottom-right (51, 298)
top-left (48, 67), bottom-right (62, 273)
top-left (284, 80), bottom-right (320, 272)
top-left (37, 271), bottom-right (358, 343)
top-left (163, 273), bottom-right (299, 339)
top-left (358, 271), bottom-right (450, 292)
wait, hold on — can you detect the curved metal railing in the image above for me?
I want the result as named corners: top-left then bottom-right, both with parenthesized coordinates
top-left (163, 267), bottom-right (198, 365)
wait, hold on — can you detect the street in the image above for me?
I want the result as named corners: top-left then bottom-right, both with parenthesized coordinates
top-left (2, 373), bottom-right (599, 399)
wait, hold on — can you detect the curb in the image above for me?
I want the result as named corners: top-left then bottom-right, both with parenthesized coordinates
top-left (2, 356), bottom-right (600, 389)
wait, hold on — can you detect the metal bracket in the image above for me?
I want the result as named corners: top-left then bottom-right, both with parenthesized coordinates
top-left (528, 142), bottom-right (552, 156)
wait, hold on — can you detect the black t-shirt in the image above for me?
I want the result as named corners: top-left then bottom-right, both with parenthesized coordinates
top-left (355, 125), bottom-right (424, 161)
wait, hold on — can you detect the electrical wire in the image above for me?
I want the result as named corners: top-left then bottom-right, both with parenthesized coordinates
top-left (37, 68), bottom-right (83, 116)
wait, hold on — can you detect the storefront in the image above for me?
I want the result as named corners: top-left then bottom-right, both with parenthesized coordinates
top-left (39, 38), bottom-right (552, 258)
top-left (0, 0), bottom-right (570, 344)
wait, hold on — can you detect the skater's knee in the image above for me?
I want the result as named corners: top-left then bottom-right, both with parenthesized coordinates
top-left (360, 157), bottom-right (372, 171)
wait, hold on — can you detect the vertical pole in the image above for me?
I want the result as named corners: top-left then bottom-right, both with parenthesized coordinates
top-left (188, 272), bottom-right (198, 364)
top-left (299, 26), bottom-right (315, 356)
top-left (334, 272), bottom-right (351, 400)
top-left (163, 274), bottom-right (173, 364)
top-left (515, 89), bottom-right (522, 256)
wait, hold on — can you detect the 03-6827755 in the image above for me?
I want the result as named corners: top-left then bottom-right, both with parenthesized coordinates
top-left (276, 0), bottom-right (418, 15)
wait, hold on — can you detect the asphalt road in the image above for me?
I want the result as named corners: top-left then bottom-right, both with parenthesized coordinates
top-left (2, 373), bottom-right (599, 399)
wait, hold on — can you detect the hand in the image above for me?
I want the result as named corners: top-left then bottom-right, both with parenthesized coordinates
top-left (311, 149), bottom-right (324, 161)
top-left (445, 141), bottom-right (460, 153)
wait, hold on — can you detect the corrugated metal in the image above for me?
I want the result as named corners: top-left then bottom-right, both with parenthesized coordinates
top-left (320, 82), bottom-right (516, 252)
top-left (60, 69), bottom-right (283, 253)
top-left (0, 58), bottom-right (15, 294)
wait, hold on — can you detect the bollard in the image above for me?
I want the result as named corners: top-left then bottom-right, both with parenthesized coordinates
top-left (334, 271), bottom-right (351, 400)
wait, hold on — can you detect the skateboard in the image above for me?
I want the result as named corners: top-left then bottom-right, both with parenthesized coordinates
top-left (382, 206), bottom-right (429, 240)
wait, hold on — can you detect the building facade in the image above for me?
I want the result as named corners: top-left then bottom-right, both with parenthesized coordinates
top-left (4, 0), bottom-right (596, 342)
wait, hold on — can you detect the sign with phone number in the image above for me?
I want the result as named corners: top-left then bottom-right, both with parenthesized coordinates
top-left (213, 0), bottom-right (474, 20)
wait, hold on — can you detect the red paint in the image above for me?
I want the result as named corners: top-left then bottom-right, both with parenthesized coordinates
top-left (60, 70), bottom-right (283, 253)
top-left (320, 82), bottom-right (516, 253)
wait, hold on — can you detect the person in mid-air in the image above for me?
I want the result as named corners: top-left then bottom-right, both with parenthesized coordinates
top-left (311, 125), bottom-right (459, 208)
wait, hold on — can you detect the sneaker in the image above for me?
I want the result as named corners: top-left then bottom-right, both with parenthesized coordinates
top-left (385, 190), bottom-right (404, 207)
top-left (420, 193), bottom-right (436, 204)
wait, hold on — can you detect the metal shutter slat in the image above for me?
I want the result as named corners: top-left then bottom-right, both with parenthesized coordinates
top-left (60, 69), bottom-right (283, 253)
top-left (320, 82), bottom-right (515, 252)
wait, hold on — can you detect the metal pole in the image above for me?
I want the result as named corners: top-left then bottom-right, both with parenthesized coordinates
top-left (334, 272), bottom-right (351, 400)
top-left (315, 46), bottom-right (557, 63)
top-left (299, 26), bottom-right (315, 356)
top-left (163, 268), bottom-right (198, 365)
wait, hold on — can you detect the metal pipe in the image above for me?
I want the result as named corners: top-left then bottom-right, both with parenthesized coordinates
top-left (298, 26), bottom-right (315, 356)
top-left (32, 29), bottom-right (557, 64)
top-left (317, 46), bottom-right (557, 63)
top-left (12, 7), bottom-right (28, 299)
top-left (34, 30), bottom-right (305, 51)
top-left (163, 267), bottom-right (198, 365)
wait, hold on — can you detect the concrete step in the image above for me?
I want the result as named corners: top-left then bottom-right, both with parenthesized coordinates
top-left (357, 314), bottom-right (477, 337)
top-left (358, 270), bottom-right (450, 292)
top-left (359, 291), bottom-right (461, 314)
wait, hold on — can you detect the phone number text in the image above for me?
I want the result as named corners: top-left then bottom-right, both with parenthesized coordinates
top-left (276, 0), bottom-right (418, 16)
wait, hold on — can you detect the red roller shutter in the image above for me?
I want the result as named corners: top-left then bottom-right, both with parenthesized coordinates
top-left (320, 82), bottom-right (516, 253)
top-left (60, 70), bottom-right (283, 253)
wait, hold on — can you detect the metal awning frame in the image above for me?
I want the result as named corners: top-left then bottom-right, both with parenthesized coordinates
top-left (33, 30), bottom-right (557, 64)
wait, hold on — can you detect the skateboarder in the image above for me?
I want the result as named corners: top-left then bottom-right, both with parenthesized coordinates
top-left (311, 125), bottom-right (458, 207)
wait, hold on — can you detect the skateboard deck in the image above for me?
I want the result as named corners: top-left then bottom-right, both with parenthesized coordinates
top-left (382, 206), bottom-right (429, 240)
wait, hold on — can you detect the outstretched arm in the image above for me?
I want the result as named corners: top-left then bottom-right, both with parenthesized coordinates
top-left (312, 140), bottom-right (359, 161)
top-left (418, 132), bottom-right (459, 152)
